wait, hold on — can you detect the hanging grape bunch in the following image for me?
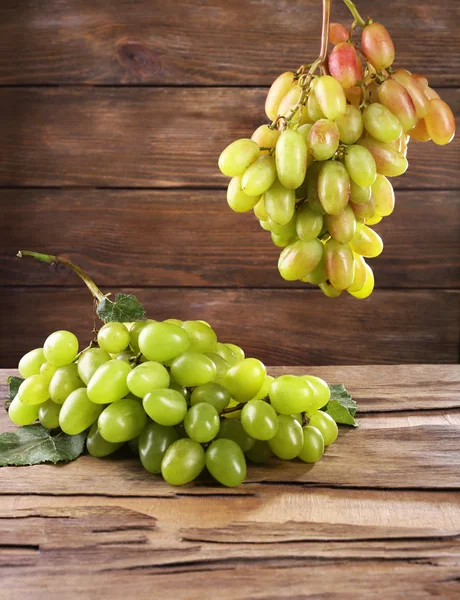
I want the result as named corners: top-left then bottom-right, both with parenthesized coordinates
top-left (218, 0), bottom-right (455, 299)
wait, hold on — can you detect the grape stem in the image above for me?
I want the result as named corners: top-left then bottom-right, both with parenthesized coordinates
top-left (17, 250), bottom-right (106, 303)
top-left (343, 0), bottom-right (367, 28)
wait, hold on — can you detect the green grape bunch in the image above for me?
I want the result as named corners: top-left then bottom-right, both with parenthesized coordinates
top-left (218, 0), bottom-right (455, 299)
top-left (5, 252), bottom-right (357, 487)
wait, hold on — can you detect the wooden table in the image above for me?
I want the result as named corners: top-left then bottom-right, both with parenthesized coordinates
top-left (1, 365), bottom-right (459, 599)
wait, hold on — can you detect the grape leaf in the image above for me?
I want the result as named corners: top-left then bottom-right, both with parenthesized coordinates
top-left (5, 376), bottom-right (24, 411)
top-left (97, 293), bottom-right (146, 323)
top-left (324, 384), bottom-right (359, 427)
top-left (0, 425), bottom-right (87, 467)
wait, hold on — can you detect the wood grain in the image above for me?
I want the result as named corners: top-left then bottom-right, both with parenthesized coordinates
top-left (0, 0), bottom-right (458, 86)
top-left (0, 87), bottom-right (458, 188)
top-left (1, 189), bottom-right (459, 289)
top-left (0, 288), bottom-right (458, 367)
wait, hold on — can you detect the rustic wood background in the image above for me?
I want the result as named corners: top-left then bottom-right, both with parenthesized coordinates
top-left (0, 0), bottom-right (459, 367)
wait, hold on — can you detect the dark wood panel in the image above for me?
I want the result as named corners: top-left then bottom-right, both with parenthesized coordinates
top-left (0, 189), bottom-right (458, 289)
top-left (0, 288), bottom-right (458, 367)
top-left (0, 88), bottom-right (458, 188)
top-left (0, 0), bottom-right (458, 86)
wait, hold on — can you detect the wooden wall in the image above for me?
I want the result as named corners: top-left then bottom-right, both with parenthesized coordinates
top-left (0, 0), bottom-right (459, 367)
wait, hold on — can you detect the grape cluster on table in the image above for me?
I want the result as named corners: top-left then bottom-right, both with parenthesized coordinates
top-left (10, 319), bottom-right (338, 487)
top-left (218, 19), bottom-right (455, 299)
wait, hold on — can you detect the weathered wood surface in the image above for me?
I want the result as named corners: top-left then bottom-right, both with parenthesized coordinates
top-left (0, 0), bottom-right (458, 86)
top-left (1, 189), bottom-right (459, 289)
top-left (1, 366), bottom-right (459, 599)
top-left (0, 288), bottom-right (458, 367)
top-left (0, 87), bottom-right (458, 188)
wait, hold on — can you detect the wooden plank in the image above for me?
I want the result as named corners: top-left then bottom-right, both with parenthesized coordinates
top-left (0, 0), bottom-right (458, 86)
top-left (1, 189), bottom-right (458, 289)
top-left (0, 87), bottom-right (458, 188)
top-left (0, 288), bottom-right (458, 367)
top-left (3, 365), bottom-right (460, 415)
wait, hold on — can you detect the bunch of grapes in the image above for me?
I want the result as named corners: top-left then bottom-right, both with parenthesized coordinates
top-left (10, 319), bottom-right (339, 487)
top-left (218, 4), bottom-right (455, 299)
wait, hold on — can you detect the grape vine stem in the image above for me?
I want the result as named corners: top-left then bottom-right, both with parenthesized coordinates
top-left (343, 0), bottom-right (367, 28)
top-left (17, 250), bottom-right (106, 303)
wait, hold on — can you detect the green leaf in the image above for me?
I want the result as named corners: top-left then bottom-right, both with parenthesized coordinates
top-left (97, 293), bottom-right (146, 323)
top-left (0, 425), bottom-right (87, 467)
top-left (324, 384), bottom-right (359, 427)
top-left (5, 376), bottom-right (24, 411)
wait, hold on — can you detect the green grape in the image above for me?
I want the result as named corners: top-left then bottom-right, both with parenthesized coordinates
top-left (129, 320), bottom-right (154, 352)
top-left (17, 374), bottom-right (50, 405)
top-left (204, 352), bottom-right (229, 383)
top-left (174, 421), bottom-right (188, 439)
top-left (319, 281), bottom-right (343, 298)
top-left (225, 343), bottom-right (245, 362)
top-left (97, 323), bottom-right (130, 354)
top-left (297, 123), bottom-right (313, 143)
top-left (138, 322), bottom-right (190, 363)
top-left (336, 104), bottom-right (363, 145)
top-left (350, 223), bottom-right (383, 258)
top-left (318, 161), bottom-right (350, 215)
top-left (241, 400), bottom-right (278, 440)
top-left (308, 411), bottom-right (338, 445)
top-left (278, 238), bottom-right (323, 281)
top-left (218, 138), bottom-right (260, 177)
top-left (325, 205), bottom-right (356, 244)
top-left (190, 383), bottom-right (231, 413)
top-left (250, 374), bottom-right (273, 401)
top-left (168, 381), bottom-right (190, 401)
top-left (260, 218), bottom-right (272, 232)
top-left (253, 196), bottom-right (268, 221)
top-left (344, 145), bottom-right (377, 187)
top-left (217, 418), bottom-right (255, 452)
top-left (98, 398), bottom-right (147, 443)
top-left (127, 436), bottom-right (139, 455)
top-left (315, 75), bottom-right (347, 121)
top-left (307, 118), bottom-right (339, 161)
top-left (87, 359), bottom-right (131, 404)
top-left (324, 239), bottom-right (355, 290)
top-left (143, 388), bottom-right (187, 425)
top-left (363, 103), bottom-right (403, 143)
top-left (206, 439), bottom-right (247, 487)
top-left (372, 174), bottom-right (395, 217)
top-left (39, 362), bottom-right (58, 383)
top-left (301, 375), bottom-right (331, 410)
top-left (307, 88), bottom-right (326, 122)
top-left (268, 415), bottom-right (304, 460)
top-left (306, 163), bottom-right (326, 215)
top-left (357, 137), bottom-right (408, 178)
top-left (267, 214), bottom-right (297, 238)
top-left (86, 422), bottom-right (124, 457)
top-left (170, 351), bottom-right (216, 387)
top-left (138, 422), bottom-right (179, 473)
top-left (348, 254), bottom-right (368, 293)
top-left (77, 348), bottom-right (111, 385)
top-left (271, 231), bottom-right (294, 248)
top-left (38, 400), bottom-right (61, 429)
top-left (269, 375), bottom-right (314, 414)
top-left (43, 330), bottom-right (79, 367)
top-left (18, 348), bottom-right (46, 379)
top-left (296, 204), bottom-right (323, 242)
top-left (350, 180), bottom-right (371, 205)
top-left (351, 196), bottom-right (376, 220)
top-left (163, 318), bottom-right (182, 326)
top-left (224, 358), bottom-right (266, 403)
top-left (59, 388), bottom-right (104, 435)
top-left (302, 255), bottom-right (328, 285)
top-left (227, 176), bottom-right (260, 212)
top-left (242, 155), bottom-right (277, 197)
top-left (348, 263), bottom-right (374, 298)
top-left (215, 342), bottom-right (237, 366)
top-left (161, 438), bottom-right (206, 485)
top-left (9, 394), bottom-right (39, 426)
top-left (298, 426), bottom-right (324, 463)
top-left (275, 130), bottom-right (308, 190)
top-left (181, 321), bottom-right (217, 354)
top-left (127, 361), bottom-right (170, 398)
top-left (49, 364), bottom-right (85, 404)
top-left (184, 403), bottom-right (220, 443)
top-left (245, 440), bottom-right (273, 464)
top-left (264, 179), bottom-right (296, 225)
top-left (116, 350), bottom-right (136, 363)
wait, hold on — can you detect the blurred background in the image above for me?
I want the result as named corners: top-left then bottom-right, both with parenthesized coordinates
top-left (0, 0), bottom-right (459, 367)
